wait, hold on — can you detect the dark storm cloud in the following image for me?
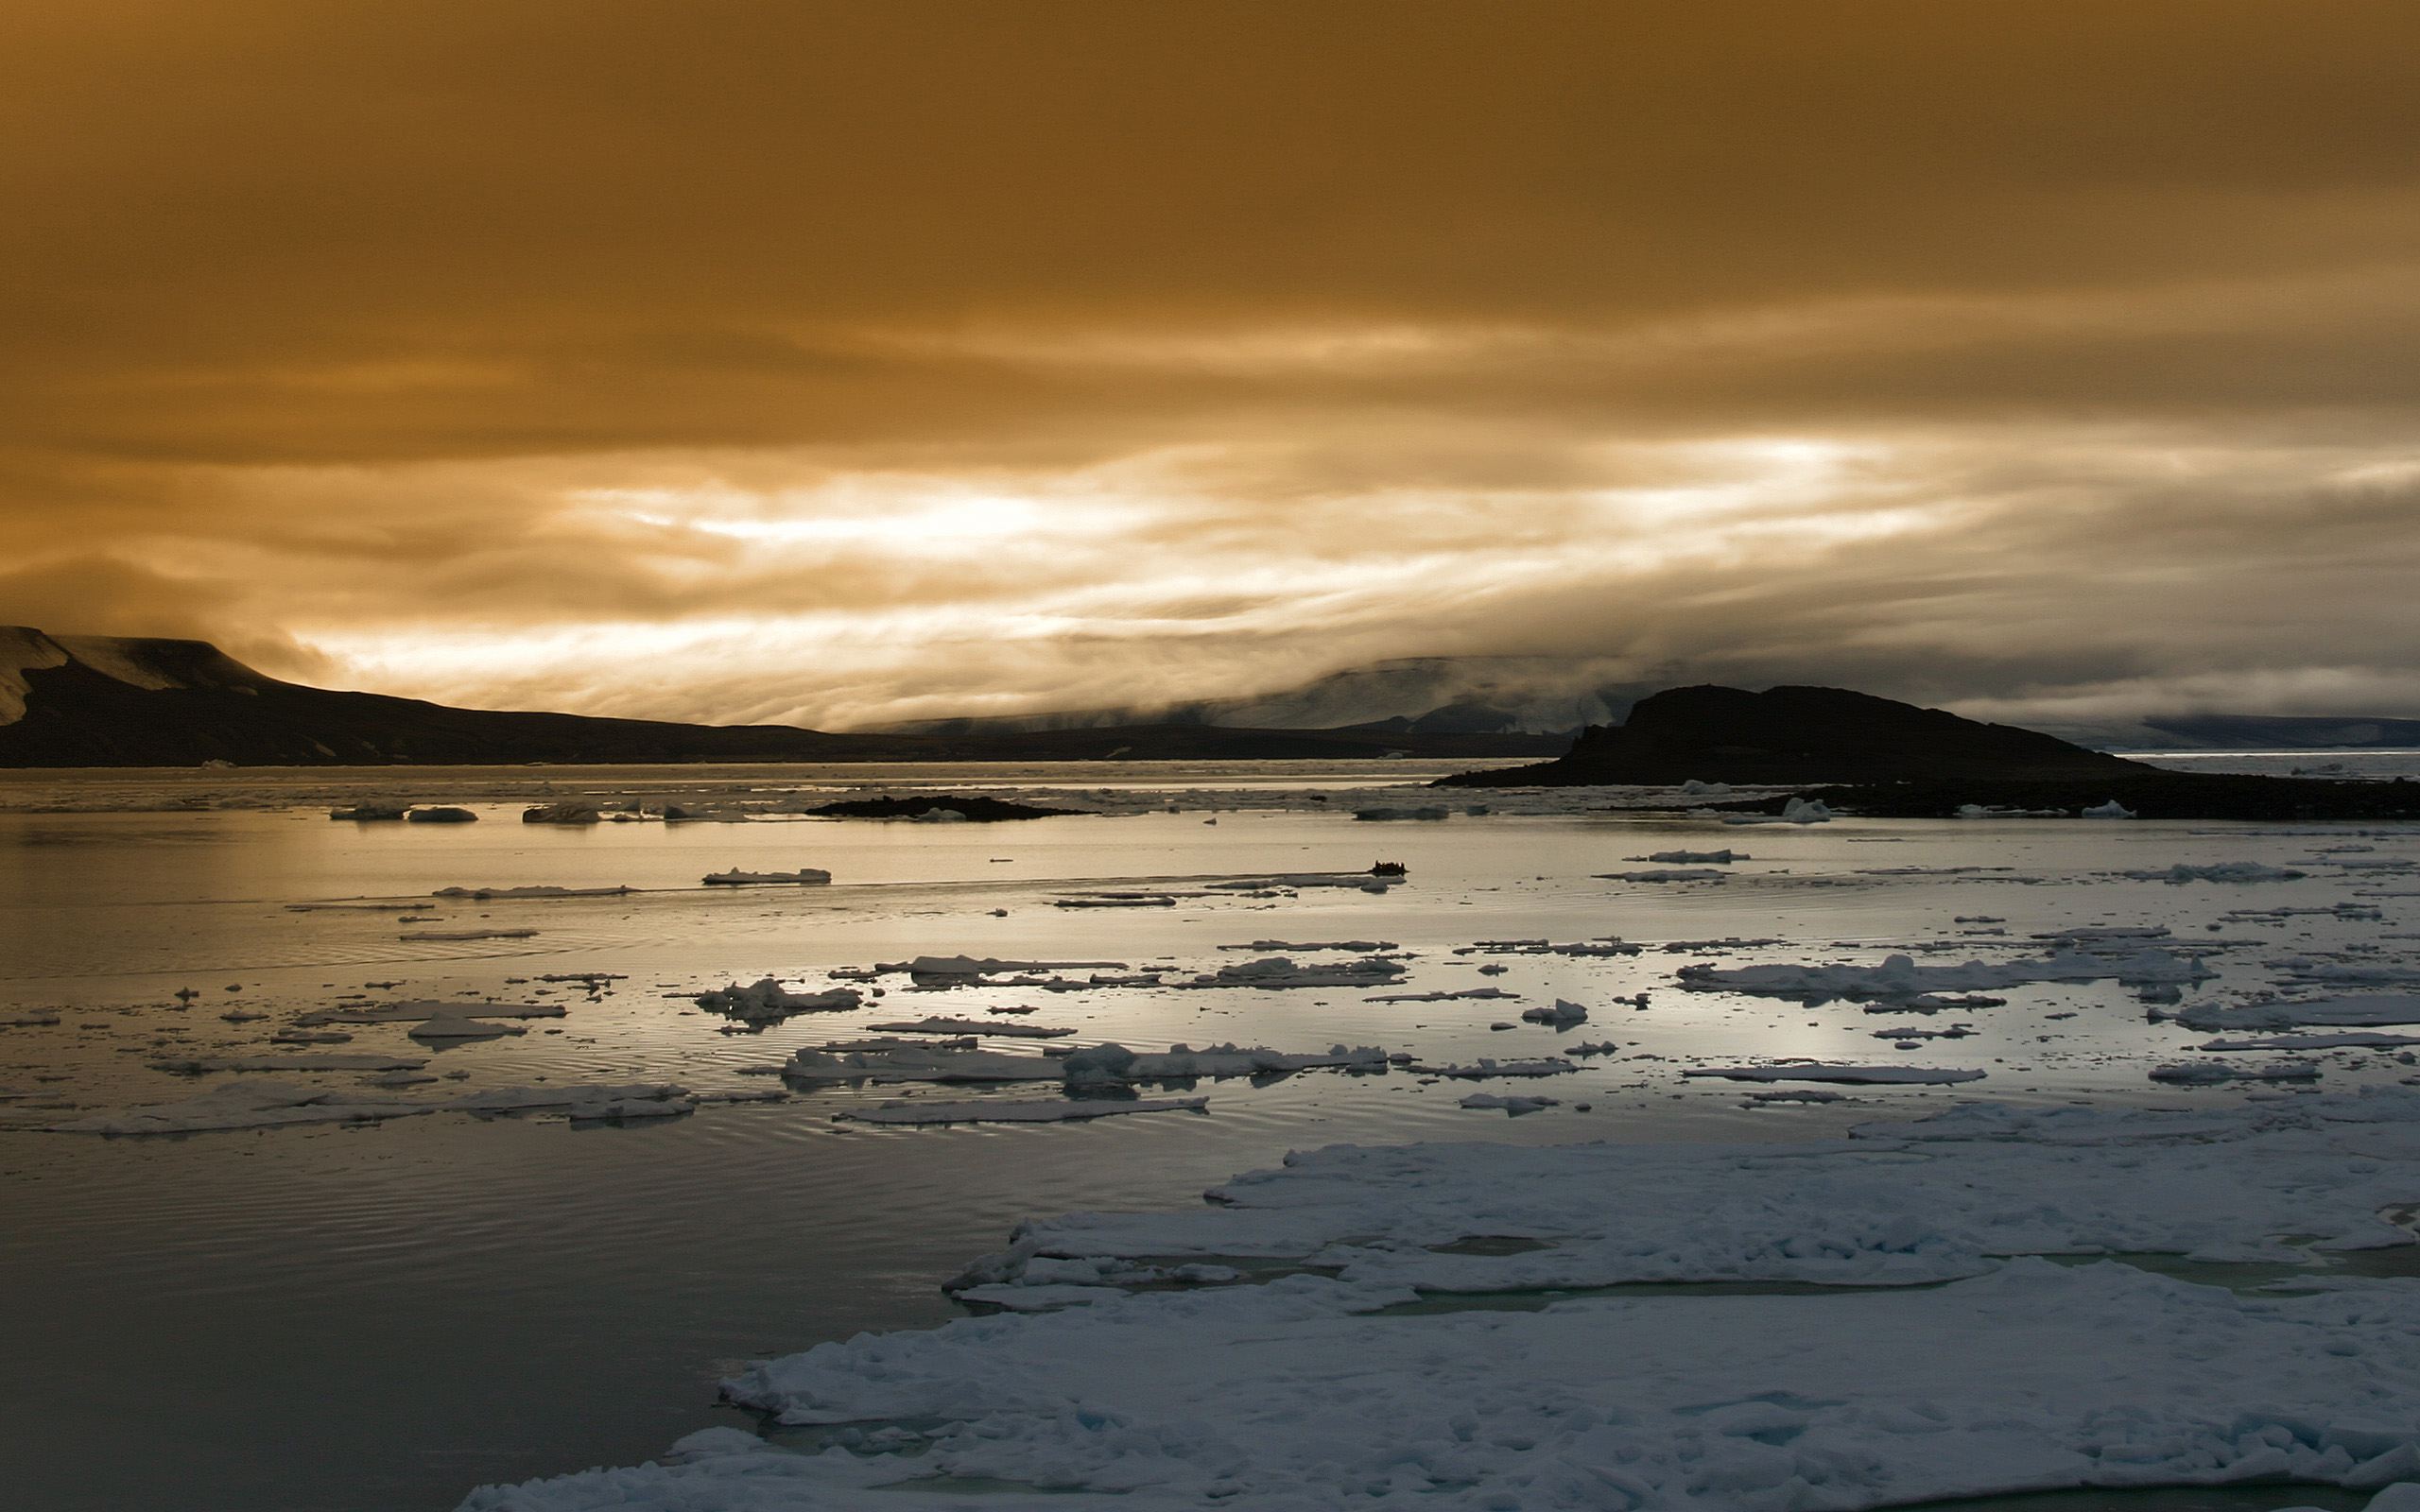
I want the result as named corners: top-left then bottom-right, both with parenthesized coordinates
top-left (6, 2), bottom-right (2419, 723)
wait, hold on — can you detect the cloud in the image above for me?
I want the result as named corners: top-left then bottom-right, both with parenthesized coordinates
top-left (6, 3), bottom-right (2420, 726)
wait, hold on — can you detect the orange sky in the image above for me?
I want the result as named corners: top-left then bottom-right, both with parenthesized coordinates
top-left (6, 1), bottom-right (2419, 728)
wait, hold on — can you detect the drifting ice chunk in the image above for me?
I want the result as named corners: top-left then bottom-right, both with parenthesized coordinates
top-left (2149, 1061), bottom-right (2321, 1085)
top-left (1063, 1042), bottom-right (1391, 1083)
top-left (695, 980), bottom-right (863, 1022)
top-left (2174, 995), bottom-right (2420, 1032)
top-left (328, 802), bottom-right (408, 821)
top-left (2197, 1031), bottom-right (2420, 1051)
top-left (2122, 862), bottom-right (2308, 884)
top-left (1680, 948), bottom-right (2211, 1001)
top-left (1598, 868), bottom-right (1729, 883)
top-left (1410, 1057), bottom-right (1576, 1078)
top-left (430, 885), bottom-right (631, 900)
top-left (1643, 849), bottom-right (1740, 863)
top-left (293, 1000), bottom-right (564, 1026)
top-left (1723, 796), bottom-right (1834, 826)
top-left (785, 1045), bottom-right (1062, 1083)
top-left (448, 1084), bottom-right (694, 1118)
top-left (863, 1017), bottom-right (1074, 1039)
top-left (408, 1014), bottom-right (527, 1041)
top-left (2082, 799), bottom-right (2136, 818)
top-left (1683, 1062), bottom-right (1986, 1085)
top-left (1186, 956), bottom-right (1408, 989)
top-left (1461, 1092), bottom-right (1559, 1114)
top-left (150, 1054), bottom-right (429, 1073)
top-left (46, 1082), bottom-right (437, 1134)
top-left (1519, 999), bottom-right (1589, 1029)
top-left (701, 868), bottom-right (832, 886)
top-left (838, 1097), bottom-right (1207, 1125)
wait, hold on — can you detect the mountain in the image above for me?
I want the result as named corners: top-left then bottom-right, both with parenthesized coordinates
top-left (1440, 684), bottom-right (2144, 787)
top-left (0, 628), bottom-right (1564, 767)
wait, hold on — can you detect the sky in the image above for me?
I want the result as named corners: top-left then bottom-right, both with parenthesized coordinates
top-left (6, 0), bottom-right (2420, 730)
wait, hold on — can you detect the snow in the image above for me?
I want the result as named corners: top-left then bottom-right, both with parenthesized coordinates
top-left (465, 1089), bottom-right (2420, 1512)
top-left (837, 1096), bottom-right (1208, 1125)
top-left (1681, 1062), bottom-right (1987, 1086)
top-left (701, 868), bottom-right (832, 885)
top-left (0, 626), bottom-right (70, 725)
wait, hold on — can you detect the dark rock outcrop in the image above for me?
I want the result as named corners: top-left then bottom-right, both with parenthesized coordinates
top-left (1442, 685), bottom-right (2141, 788)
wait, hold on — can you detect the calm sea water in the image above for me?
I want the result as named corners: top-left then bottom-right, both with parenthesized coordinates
top-left (4, 756), bottom-right (2416, 1511)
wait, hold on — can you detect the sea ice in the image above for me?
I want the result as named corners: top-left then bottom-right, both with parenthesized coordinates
top-left (837, 1097), bottom-right (1207, 1125)
top-left (1184, 956), bottom-right (1408, 989)
top-left (2122, 862), bottom-right (2309, 884)
top-left (2175, 995), bottom-right (2420, 1031)
top-left (1679, 948), bottom-right (2211, 1002)
top-left (1459, 1092), bottom-right (1558, 1114)
top-left (1598, 868), bottom-right (1729, 883)
top-left (408, 1014), bottom-right (528, 1041)
top-left (2149, 1061), bottom-right (2322, 1085)
top-left (864, 1017), bottom-right (1074, 1039)
top-left (1681, 1062), bottom-right (1986, 1086)
top-left (701, 868), bottom-right (833, 885)
top-left (695, 980), bottom-right (864, 1022)
top-left (469, 1089), bottom-right (2420, 1512)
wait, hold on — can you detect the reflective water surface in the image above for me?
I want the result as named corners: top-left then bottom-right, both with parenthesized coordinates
top-left (4, 758), bottom-right (2416, 1510)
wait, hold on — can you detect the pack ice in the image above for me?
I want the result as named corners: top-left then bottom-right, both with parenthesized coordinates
top-left (462, 1090), bottom-right (2420, 1511)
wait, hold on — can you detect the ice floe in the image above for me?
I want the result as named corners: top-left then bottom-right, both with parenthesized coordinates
top-left (863, 1016), bottom-right (1074, 1039)
top-left (1184, 956), bottom-right (1407, 989)
top-left (1682, 1062), bottom-right (1986, 1086)
top-left (701, 868), bottom-right (832, 886)
top-left (2148, 1060), bottom-right (2322, 1085)
top-left (1679, 947), bottom-right (2212, 1002)
top-left (2173, 995), bottom-right (2420, 1032)
top-left (2122, 862), bottom-right (2309, 884)
top-left (470, 1089), bottom-right (2420, 1512)
top-left (837, 1097), bottom-right (1208, 1126)
top-left (695, 980), bottom-right (864, 1022)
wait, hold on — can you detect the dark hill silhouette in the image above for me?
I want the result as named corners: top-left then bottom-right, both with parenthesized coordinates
top-left (0, 628), bottom-right (1563, 767)
top-left (1441, 684), bottom-right (2140, 787)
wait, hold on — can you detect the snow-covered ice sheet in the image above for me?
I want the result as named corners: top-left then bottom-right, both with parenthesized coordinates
top-left (463, 1090), bottom-right (2420, 1512)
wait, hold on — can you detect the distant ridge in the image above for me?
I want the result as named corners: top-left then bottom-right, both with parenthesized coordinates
top-left (0, 628), bottom-right (1564, 767)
